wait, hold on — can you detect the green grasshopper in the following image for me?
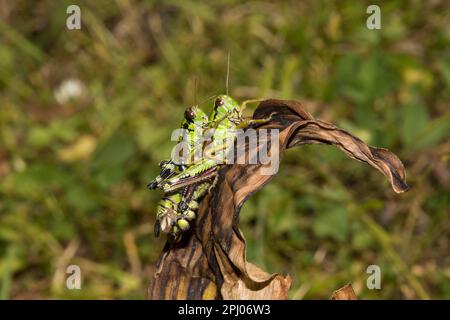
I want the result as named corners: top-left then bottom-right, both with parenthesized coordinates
top-left (147, 105), bottom-right (209, 190)
top-left (148, 104), bottom-right (218, 240)
top-left (149, 95), bottom-right (272, 240)
top-left (157, 94), bottom-right (272, 193)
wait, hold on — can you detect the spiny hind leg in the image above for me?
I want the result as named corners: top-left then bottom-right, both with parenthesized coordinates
top-left (161, 158), bottom-right (218, 192)
top-left (147, 160), bottom-right (175, 189)
top-left (177, 184), bottom-right (195, 213)
top-left (147, 160), bottom-right (185, 189)
top-left (174, 185), bottom-right (211, 235)
top-left (177, 178), bottom-right (214, 217)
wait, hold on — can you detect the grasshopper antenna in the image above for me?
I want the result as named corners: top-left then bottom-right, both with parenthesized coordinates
top-left (226, 51), bottom-right (230, 95)
top-left (194, 76), bottom-right (198, 106)
top-left (198, 94), bottom-right (217, 106)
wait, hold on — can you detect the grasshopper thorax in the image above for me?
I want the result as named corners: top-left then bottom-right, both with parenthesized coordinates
top-left (182, 106), bottom-right (208, 128)
top-left (213, 94), bottom-right (239, 116)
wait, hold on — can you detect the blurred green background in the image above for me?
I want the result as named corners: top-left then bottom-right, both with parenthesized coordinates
top-left (0, 0), bottom-right (449, 299)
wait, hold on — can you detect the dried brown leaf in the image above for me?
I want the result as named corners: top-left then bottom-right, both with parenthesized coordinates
top-left (331, 284), bottom-right (358, 300)
top-left (148, 99), bottom-right (408, 300)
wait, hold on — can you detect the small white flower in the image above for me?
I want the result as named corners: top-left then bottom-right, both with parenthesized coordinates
top-left (54, 78), bottom-right (85, 104)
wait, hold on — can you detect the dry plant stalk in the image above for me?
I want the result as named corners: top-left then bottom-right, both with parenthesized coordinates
top-left (148, 99), bottom-right (409, 300)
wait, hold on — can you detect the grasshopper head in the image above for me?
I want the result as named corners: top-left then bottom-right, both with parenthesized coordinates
top-left (214, 94), bottom-right (239, 113)
top-left (185, 106), bottom-right (207, 124)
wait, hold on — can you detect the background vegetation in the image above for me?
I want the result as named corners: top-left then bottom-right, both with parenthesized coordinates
top-left (0, 0), bottom-right (449, 299)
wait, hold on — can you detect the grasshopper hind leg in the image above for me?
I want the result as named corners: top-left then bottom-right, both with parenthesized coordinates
top-left (147, 160), bottom-right (180, 190)
top-left (177, 184), bottom-right (195, 213)
top-left (161, 158), bottom-right (218, 192)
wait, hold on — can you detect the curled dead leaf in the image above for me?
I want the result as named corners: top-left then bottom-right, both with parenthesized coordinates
top-left (148, 99), bottom-right (408, 300)
top-left (331, 284), bottom-right (358, 300)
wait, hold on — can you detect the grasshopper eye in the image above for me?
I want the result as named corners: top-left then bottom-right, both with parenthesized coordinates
top-left (215, 97), bottom-right (224, 108)
top-left (184, 107), bottom-right (196, 121)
